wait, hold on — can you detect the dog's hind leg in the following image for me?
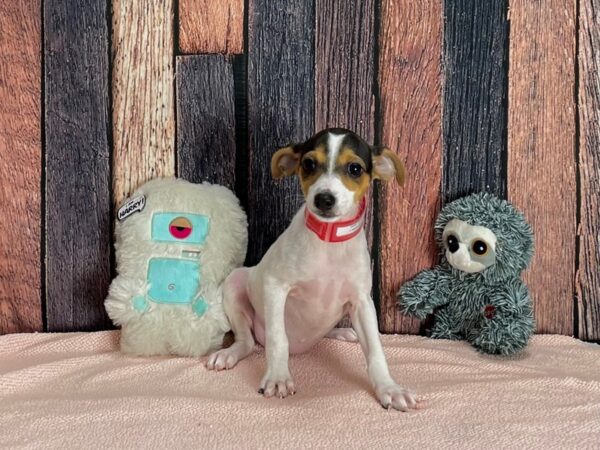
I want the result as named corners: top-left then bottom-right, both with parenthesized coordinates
top-left (206, 268), bottom-right (255, 370)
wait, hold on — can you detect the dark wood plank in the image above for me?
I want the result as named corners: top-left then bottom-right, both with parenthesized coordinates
top-left (508, 0), bottom-right (576, 335)
top-left (233, 55), bottom-right (249, 210)
top-left (315, 0), bottom-right (375, 328)
top-left (176, 55), bottom-right (237, 190)
top-left (443, 0), bottom-right (509, 202)
top-left (246, 0), bottom-right (314, 265)
top-left (179, 0), bottom-right (244, 54)
top-left (378, 0), bottom-right (443, 333)
top-left (315, 0), bottom-right (374, 140)
top-left (45, 0), bottom-right (112, 331)
top-left (577, 0), bottom-right (600, 341)
top-left (0, 1), bottom-right (42, 333)
top-left (112, 0), bottom-right (175, 207)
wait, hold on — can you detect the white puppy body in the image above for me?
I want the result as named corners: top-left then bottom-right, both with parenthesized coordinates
top-left (250, 204), bottom-right (370, 355)
top-left (208, 129), bottom-right (418, 411)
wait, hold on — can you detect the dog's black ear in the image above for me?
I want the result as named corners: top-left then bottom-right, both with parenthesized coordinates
top-left (271, 146), bottom-right (300, 179)
top-left (371, 147), bottom-right (406, 186)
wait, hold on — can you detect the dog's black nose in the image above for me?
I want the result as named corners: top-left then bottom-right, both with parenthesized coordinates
top-left (314, 192), bottom-right (336, 212)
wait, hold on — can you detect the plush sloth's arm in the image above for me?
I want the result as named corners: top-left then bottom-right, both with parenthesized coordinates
top-left (470, 279), bottom-right (535, 355)
top-left (396, 266), bottom-right (454, 320)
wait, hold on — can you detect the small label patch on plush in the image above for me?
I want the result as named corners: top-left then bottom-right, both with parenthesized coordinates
top-left (483, 305), bottom-right (496, 319)
top-left (117, 195), bottom-right (146, 221)
top-left (192, 298), bottom-right (209, 317)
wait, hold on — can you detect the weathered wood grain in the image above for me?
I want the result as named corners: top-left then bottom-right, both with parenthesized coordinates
top-left (179, 0), bottom-right (244, 54)
top-left (315, 0), bottom-right (375, 327)
top-left (443, 0), bottom-right (509, 202)
top-left (233, 55), bottom-right (249, 210)
top-left (112, 0), bottom-right (175, 207)
top-left (0, 1), bottom-right (42, 334)
top-left (246, 0), bottom-right (314, 265)
top-left (577, 0), bottom-right (600, 341)
top-left (176, 55), bottom-right (237, 190)
top-left (508, 0), bottom-right (577, 334)
top-left (378, 0), bottom-right (443, 333)
top-left (315, 0), bottom-right (375, 139)
top-left (45, 0), bottom-right (112, 331)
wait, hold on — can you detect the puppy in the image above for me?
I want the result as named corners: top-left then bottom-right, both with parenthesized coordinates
top-left (207, 128), bottom-right (418, 411)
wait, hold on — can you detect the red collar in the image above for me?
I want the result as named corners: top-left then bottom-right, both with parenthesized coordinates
top-left (304, 198), bottom-right (367, 243)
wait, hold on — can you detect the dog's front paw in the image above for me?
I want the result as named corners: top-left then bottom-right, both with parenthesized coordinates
top-left (375, 383), bottom-right (419, 411)
top-left (259, 369), bottom-right (295, 398)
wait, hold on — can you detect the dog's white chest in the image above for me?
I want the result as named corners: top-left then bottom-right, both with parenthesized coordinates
top-left (280, 272), bottom-right (355, 353)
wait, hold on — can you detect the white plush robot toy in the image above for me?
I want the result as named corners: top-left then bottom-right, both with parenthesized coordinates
top-left (105, 178), bottom-right (248, 357)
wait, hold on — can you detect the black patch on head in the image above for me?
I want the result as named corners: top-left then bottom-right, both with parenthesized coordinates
top-left (339, 133), bottom-right (373, 173)
top-left (291, 129), bottom-right (330, 155)
top-left (289, 128), bottom-right (374, 172)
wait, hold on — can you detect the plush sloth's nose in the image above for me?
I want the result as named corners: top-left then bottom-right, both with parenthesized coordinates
top-left (314, 192), bottom-right (336, 211)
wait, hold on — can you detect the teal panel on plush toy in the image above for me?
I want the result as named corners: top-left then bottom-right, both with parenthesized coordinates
top-left (147, 258), bottom-right (200, 304)
top-left (151, 212), bottom-right (209, 244)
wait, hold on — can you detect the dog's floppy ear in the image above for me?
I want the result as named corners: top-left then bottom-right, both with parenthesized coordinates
top-left (371, 147), bottom-right (406, 186)
top-left (271, 146), bottom-right (300, 179)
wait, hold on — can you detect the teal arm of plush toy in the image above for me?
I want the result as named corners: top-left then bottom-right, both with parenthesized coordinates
top-left (471, 279), bottom-right (535, 355)
top-left (397, 266), bottom-right (454, 320)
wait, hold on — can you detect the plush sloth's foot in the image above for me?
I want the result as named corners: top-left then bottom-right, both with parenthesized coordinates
top-left (326, 328), bottom-right (359, 343)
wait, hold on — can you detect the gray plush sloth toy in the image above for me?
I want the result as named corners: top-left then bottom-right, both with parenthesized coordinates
top-left (397, 193), bottom-right (535, 355)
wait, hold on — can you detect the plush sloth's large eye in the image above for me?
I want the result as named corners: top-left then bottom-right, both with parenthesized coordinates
top-left (472, 240), bottom-right (488, 256)
top-left (301, 157), bottom-right (316, 174)
top-left (347, 163), bottom-right (363, 178)
top-left (446, 234), bottom-right (459, 253)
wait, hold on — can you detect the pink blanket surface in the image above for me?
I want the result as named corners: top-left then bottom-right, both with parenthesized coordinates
top-left (1, 331), bottom-right (599, 449)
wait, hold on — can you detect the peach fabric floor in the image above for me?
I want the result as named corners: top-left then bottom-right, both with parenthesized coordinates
top-left (0, 331), bottom-right (599, 449)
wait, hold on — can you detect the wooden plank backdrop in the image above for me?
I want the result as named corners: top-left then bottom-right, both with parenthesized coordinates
top-left (577, 0), bottom-right (600, 341)
top-left (179, 0), bottom-right (244, 54)
top-left (0, 1), bottom-right (42, 333)
top-left (377, 0), bottom-right (442, 333)
top-left (44, 0), bottom-right (112, 331)
top-left (112, 0), bottom-right (175, 208)
top-left (176, 55), bottom-right (237, 190)
top-left (0, 0), bottom-right (598, 340)
top-left (507, 0), bottom-right (577, 335)
top-left (443, 0), bottom-right (508, 202)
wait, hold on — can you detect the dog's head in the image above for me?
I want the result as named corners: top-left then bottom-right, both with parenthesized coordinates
top-left (271, 128), bottom-right (405, 221)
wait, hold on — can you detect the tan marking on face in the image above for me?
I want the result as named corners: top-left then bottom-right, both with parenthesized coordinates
top-left (335, 148), bottom-right (371, 202)
top-left (299, 145), bottom-right (327, 196)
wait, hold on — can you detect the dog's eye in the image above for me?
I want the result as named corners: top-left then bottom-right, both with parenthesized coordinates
top-left (472, 240), bottom-right (488, 256)
top-left (347, 163), bottom-right (363, 178)
top-left (301, 158), bottom-right (316, 174)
